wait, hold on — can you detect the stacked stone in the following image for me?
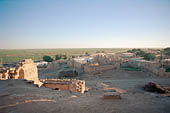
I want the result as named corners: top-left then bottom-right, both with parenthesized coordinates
top-left (0, 59), bottom-right (43, 87)
top-left (74, 80), bottom-right (85, 93)
top-left (0, 68), bottom-right (9, 80)
top-left (0, 73), bottom-right (2, 79)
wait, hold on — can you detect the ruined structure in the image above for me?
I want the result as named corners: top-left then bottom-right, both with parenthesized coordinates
top-left (0, 59), bottom-right (42, 86)
top-left (41, 79), bottom-right (86, 93)
top-left (119, 53), bottom-right (136, 63)
top-left (84, 64), bottom-right (118, 74)
top-left (0, 59), bottom-right (85, 93)
top-left (68, 52), bottom-right (170, 77)
top-left (144, 82), bottom-right (170, 96)
top-left (163, 59), bottom-right (170, 68)
top-left (128, 58), bottom-right (170, 77)
top-left (68, 53), bottom-right (121, 74)
top-left (35, 61), bottom-right (48, 68)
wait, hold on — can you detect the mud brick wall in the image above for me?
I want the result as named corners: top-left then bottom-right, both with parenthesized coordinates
top-left (93, 53), bottom-right (120, 65)
top-left (84, 64), bottom-right (118, 74)
top-left (128, 59), bottom-right (170, 77)
top-left (0, 59), bottom-right (42, 86)
top-left (43, 79), bottom-right (85, 93)
top-left (68, 53), bottom-right (121, 74)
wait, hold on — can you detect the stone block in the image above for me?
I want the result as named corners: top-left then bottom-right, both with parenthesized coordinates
top-left (103, 92), bottom-right (121, 99)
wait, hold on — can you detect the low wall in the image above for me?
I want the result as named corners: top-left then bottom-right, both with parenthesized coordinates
top-left (74, 61), bottom-right (84, 70)
top-left (42, 79), bottom-right (85, 93)
top-left (128, 59), bottom-right (170, 77)
top-left (84, 64), bottom-right (119, 74)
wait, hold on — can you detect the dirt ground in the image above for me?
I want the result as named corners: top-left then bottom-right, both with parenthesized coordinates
top-left (0, 63), bottom-right (170, 113)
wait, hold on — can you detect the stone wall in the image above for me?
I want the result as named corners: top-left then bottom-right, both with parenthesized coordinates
top-left (68, 53), bottom-right (121, 74)
top-left (128, 58), bottom-right (170, 77)
top-left (92, 53), bottom-right (120, 65)
top-left (163, 59), bottom-right (170, 68)
top-left (41, 79), bottom-right (86, 93)
top-left (84, 64), bottom-right (119, 74)
top-left (0, 59), bottom-right (42, 87)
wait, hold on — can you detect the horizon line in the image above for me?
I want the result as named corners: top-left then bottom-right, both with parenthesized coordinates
top-left (0, 47), bottom-right (167, 50)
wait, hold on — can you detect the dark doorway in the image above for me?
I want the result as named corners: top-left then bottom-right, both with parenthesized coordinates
top-left (18, 69), bottom-right (24, 79)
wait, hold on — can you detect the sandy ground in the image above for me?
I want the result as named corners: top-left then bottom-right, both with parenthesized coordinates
top-left (0, 63), bottom-right (170, 113)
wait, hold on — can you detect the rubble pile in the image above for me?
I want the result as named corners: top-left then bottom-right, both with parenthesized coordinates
top-left (144, 82), bottom-right (170, 96)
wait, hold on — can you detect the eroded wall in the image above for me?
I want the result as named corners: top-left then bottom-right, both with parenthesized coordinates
top-left (42, 79), bottom-right (86, 93)
top-left (0, 59), bottom-right (42, 86)
top-left (68, 53), bottom-right (121, 74)
top-left (128, 58), bottom-right (170, 77)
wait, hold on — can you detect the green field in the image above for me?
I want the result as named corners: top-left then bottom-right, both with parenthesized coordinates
top-left (0, 48), bottom-right (130, 65)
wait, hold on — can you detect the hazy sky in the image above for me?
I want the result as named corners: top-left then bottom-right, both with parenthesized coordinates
top-left (0, 0), bottom-right (170, 49)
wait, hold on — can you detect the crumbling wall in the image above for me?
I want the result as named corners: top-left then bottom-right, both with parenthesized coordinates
top-left (84, 64), bottom-right (119, 74)
top-left (42, 79), bottom-right (85, 93)
top-left (128, 58), bottom-right (170, 77)
top-left (47, 62), bottom-right (59, 70)
top-left (158, 68), bottom-right (170, 77)
top-left (18, 59), bottom-right (38, 81)
top-left (67, 59), bottom-right (86, 73)
top-left (67, 60), bottom-right (74, 67)
top-left (68, 53), bottom-right (121, 74)
top-left (74, 61), bottom-right (84, 70)
top-left (47, 60), bottom-right (67, 70)
top-left (163, 59), bottom-right (170, 68)
top-left (92, 53), bottom-right (120, 65)
top-left (0, 59), bottom-right (42, 87)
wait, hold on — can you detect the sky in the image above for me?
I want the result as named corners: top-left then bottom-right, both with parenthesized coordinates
top-left (0, 0), bottom-right (170, 49)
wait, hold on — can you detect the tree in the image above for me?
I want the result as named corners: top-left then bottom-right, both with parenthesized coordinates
top-left (143, 53), bottom-right (156, 61)
top-left (61, 55), bottom-right (67, 59)
top-left (55, 55), bottom-right (61, 60)
top-left (43, 56), bottom-right (53, 62)
top-left (127, 50), bottom-right (132, 53)
top-left (164, 47), bottom-right (170, 56)
top-left (136, 50), bottom-right (145, 57)
top-left (85, 52), bottom-right (89, 55)
top-left (127, 48), bottom-right (146, 57)
top-left (96, 51), bottom-right (100, 53)
top-left (55, 55), bottom-right (67, 60)
top-left (72, 56), bottom-right (75, 58)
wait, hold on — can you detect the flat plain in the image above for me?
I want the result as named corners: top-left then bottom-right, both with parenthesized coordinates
top-left (0, 48), bottom-right (130, 64)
